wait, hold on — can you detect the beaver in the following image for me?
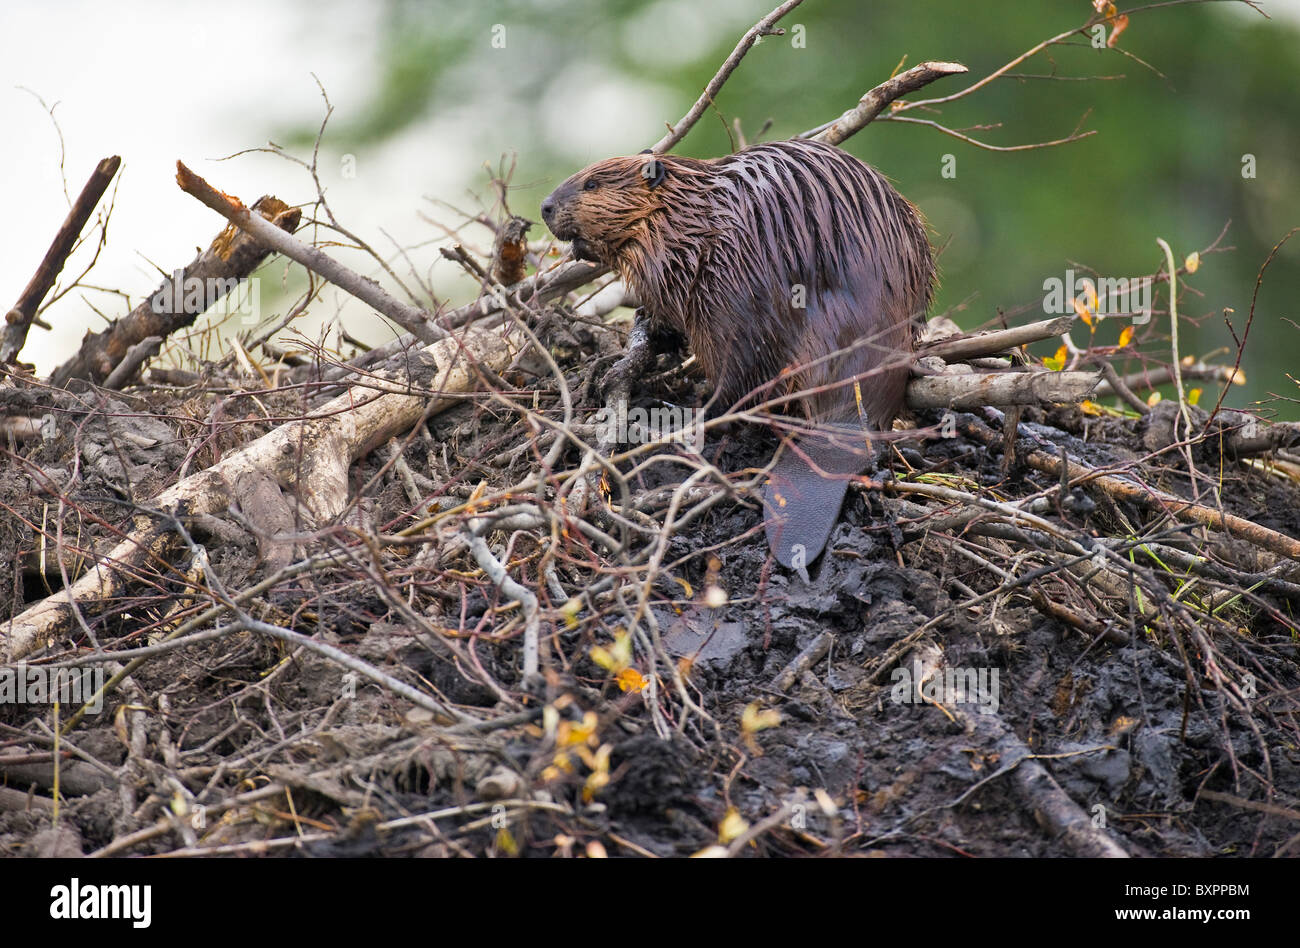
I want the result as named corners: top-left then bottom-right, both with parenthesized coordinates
top-left (541, 139), bottom-right (934, 568)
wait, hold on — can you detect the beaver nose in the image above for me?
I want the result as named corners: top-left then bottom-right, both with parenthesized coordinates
top-left (540, 197), bottom-right (555, 225)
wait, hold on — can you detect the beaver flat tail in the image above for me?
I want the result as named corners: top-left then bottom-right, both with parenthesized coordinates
top-left (762, 425), bottom-right (875, 569)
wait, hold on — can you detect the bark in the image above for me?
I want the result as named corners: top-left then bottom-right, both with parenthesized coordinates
top-left (48, 196), bottom-right (301, 388)
top-left (3, 323), bottom-right (521, 661)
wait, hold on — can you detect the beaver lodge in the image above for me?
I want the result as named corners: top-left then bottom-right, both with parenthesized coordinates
top-left (2, 1), bottom-right (1298, 861)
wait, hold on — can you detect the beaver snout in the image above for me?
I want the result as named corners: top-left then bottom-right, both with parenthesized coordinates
top-left (540, 181), bottom-right (579, 240)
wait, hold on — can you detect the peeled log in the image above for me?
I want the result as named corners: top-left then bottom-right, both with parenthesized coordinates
top-left (2, 324), bottom-right (521, 661)
top-left (906, 370), bottom-right (1099, 411)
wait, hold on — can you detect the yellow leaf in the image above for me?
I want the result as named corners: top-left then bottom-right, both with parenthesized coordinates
top-left (1118, 325), bottom-right (1134, 348)
top-left (1188, 388), bottom-right (1202, 406)
top-left (496, 826), bottom-right (519, 856)
top-left (561, 597), bottom-right (582, 630)
top-left (589, 645), bottom-right (617, 673)
top-left (1147, 391), bottom-right (1162, 407)
top-left (557, 711), bottom-right (598, 748)
top-left (1185, 251), bottom-right (1200, 273)
top-left (691, 845), bottom-right (729, 858)
top-left (741, 702), bottom-right (782, 736)
top-left (582, 771), bottom-right (609, 801)
top-left (1072, 295), bottom-right (1093, 327)
top-left (718, 807), bottom-right (749, 844)
top-left (590, 631), bottom-right (633, 674)
top-left (1081, 400), bottom-right (1103, 417)
top-left (1044, 345), bottom-right (1068, 372)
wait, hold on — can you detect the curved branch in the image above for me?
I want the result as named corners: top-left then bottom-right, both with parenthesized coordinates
top-left (649, 0), bottom-right (806, 154)
top-left (806, 61), bottom-right (968, 145)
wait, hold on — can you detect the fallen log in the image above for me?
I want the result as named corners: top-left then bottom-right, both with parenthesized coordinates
top-left (906, 369), bottom-right (1100, 410)
top-left (3, 322), bottom-right (521, 661)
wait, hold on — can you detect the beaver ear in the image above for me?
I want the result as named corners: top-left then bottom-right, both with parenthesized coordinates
top-left (641, 157), bottom-right (668, 190)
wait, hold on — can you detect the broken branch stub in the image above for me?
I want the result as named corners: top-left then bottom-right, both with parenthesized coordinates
top-left (48, 196), bottom-right (302, 388)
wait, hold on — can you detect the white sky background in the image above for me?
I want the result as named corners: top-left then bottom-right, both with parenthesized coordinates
top-left (0, 0), bottom-right (1294, 374)
top-left (0, 0), bottom-right (677, 372)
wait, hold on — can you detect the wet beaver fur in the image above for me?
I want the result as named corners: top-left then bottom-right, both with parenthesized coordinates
top-left (542, 139), bottom-right (933, 568)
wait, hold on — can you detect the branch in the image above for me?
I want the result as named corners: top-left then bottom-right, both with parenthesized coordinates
top-left (3, 324), bottom-right (522, 661)
top-left (918, 314), bottom-right (1076, 361)
top-left (881, 115), bottom-right (1096, 152)
top-left (649, 0), bottom-right (806, 154)
top-left (906, 370), bottom-right (1100, 411)
top-left (2, 155), bottom-right (121, 364)
top-left (174, 162), bottom-right (443, 344)
top-left (48, 194), bottom-right (301, 387)
top-left (806, 61), bottom-right (968, 145)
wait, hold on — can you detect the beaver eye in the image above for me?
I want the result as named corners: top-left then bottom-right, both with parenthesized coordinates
top-left (583, 179), bottom-right (598, 191)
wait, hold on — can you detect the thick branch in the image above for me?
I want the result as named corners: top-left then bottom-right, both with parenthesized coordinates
top-left (807, 61), bottom-right (969, 146)
top-left (907, 370), bottom-right (1099, 411)
top-left (49, 195), bottom-right (301, 388)
top-left (4, 324), bottom-right (521, 661)
top-left (918, 314), bottom-right (1076, 362)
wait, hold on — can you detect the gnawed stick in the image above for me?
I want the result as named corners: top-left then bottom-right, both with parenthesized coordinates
top-left (964, 415), bottom-right (1300, 563)
top-left (808, 61), bottom-right (969, 146)
top-left (907, 369), bottom-right (1099, 411)
top-left (917, 314), bottom-right (1076, 363)
top-left (1093, 361), bottom-right (1244, 399)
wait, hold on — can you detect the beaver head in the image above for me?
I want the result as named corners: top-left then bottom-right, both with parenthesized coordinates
top-left (540, 152), bottom-right (683, 265)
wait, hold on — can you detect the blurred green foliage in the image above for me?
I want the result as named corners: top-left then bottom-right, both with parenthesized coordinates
top-left (309, 0), bottom-right (1300, 418)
